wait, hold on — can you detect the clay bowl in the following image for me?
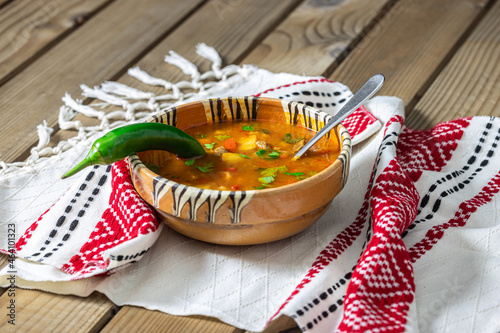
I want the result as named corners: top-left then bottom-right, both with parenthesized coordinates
top-left (128, 96), bottom-right (351, 245)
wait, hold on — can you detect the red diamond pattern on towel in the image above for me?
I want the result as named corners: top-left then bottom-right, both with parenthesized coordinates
top-left (397, 118), bottom-right (471, 182)
top-left (61, 159), bottom-right (159, 277)
top-left (341, 106), bottom-right (377, 139)
top-left (268, 163), bottom-right (376, 323)
top-left (339, 158), bottom-right (419, 332)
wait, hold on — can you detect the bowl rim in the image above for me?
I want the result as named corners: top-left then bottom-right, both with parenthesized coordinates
top-left (128, 96), bottom-right (351, 196)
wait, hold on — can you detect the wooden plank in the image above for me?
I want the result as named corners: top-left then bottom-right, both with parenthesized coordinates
top-left (328, 0), bottom-right (490, 109)
top-left (0, 0), bottom-right (111, 86)
top-left (101, 306), bottom-right (243, 333)
top-left (0, 289), bottom-right (117, 333)
top-left (0, 0), bottom-right (205, 163)
top-left (407, 0), bottom-right (500, 129)
top-left (106, 0), bottom-right (303, 95)
top-left (0, 0), bottom-right (11, 8)
top-left (243, 0), bottom-right (393, 76)
top-left (46, 0), bottom-right (303, 148)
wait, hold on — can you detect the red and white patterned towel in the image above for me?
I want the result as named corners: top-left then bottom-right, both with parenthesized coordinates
top-left (1, 48), bottom-right (499, 332)
top-left (10, 162), bottom-right (161, 279)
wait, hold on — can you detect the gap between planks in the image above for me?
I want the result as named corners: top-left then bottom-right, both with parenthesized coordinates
top-left (0, 0), bottom-right (115, 87)
top-left (328, 0), bottom-right (493, 120)
top-left (403, 0), bottom-right (499, 124)
top-left (22, 0), bottom-right (302, 163)
top-left (0, 289), bottom-right (117, 333)
top-left (0, 0), bottom-right (208, 164)
top-left (0, 0), bottom-right (12, 11)
top-left (407, 0), bottom-right (500, 129)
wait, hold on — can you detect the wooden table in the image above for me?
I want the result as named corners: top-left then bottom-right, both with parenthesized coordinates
top-left (0, 0), bottom-right (499, 331)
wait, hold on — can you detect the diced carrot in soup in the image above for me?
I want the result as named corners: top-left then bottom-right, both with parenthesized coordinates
top-left (151, 120), bottom-right (340, 191)
top-left (223, 138), bottom-right (238, 151)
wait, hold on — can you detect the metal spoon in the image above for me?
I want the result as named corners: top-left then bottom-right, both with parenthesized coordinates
top-left (293, 73), bottom-right (385, 159)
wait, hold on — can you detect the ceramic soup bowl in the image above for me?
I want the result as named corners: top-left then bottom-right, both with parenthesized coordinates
top-left (128, 96), bottom-right (351, 245)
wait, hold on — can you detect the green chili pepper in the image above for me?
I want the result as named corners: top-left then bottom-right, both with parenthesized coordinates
top-left (61, 123), bottom-right (206, 179)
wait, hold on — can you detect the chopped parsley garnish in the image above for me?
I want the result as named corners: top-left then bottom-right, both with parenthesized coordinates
top-left (267, 151), bottom-right (280, 158)
top-left (259, 176), bottom-right (275, 184)
top-left (256, 149), bottom-right (267, 157)
top-left (195, 163), bottom-right (215, 173)
top-left (242, 124), bottom-right (268, 132)
top-left (204, 142), bottom-right (216, 149)
top-left (256, 149), bottom-right (280, 160)
top-left (238, 153), bottom-right (250, 159)
top-left (214, 134), bottom-right (231, 141)
top-left (184, 159), bottom-right (195, 166)
top-left (283, 172), bottom-right (304, 176)
top-left (284, 171), bottom-right (306, 180)
top-left (254, 186), bottom-right (265, 190)
top-left (257, 166), bottom-right (288, 187)
top-left (197, 134), bottom-right (207, 138)
top-left (282, 133), bottom-right (304, 144)
top-left (260, 166), bottom-right (287, 177)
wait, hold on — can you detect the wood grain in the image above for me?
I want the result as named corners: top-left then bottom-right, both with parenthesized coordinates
top-left (329, 0), bottom-right (490, 109)
top-left (407, 0), bottom-right (500, 129)
top-left (0, 0), bottom-right (111, 85)
top-left (0, 0), bottom-right (205, 163)
top-left (47, 0), bottom-right (302, 150)
top-left (101, 306), bottom-right (243, 333)
top-left (107, 0), bottom-right (303, 95)
top-left (243, 0), bottom-right (393, 76)
top-left (0, 290), bottom-right (116, 333)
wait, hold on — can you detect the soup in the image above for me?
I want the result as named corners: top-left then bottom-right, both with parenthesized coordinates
top-left (144, 120), bottom-right (340, 191)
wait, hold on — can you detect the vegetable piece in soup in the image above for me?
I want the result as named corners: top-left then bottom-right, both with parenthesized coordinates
top-left (149, 120), bottom-right (340, 191)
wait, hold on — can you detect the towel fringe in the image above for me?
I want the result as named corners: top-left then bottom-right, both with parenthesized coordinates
top-left (0, 44), bottom-right (255, 175)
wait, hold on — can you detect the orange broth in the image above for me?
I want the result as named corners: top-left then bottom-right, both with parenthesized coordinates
top-left (150, 120), bottom-right (340, 191)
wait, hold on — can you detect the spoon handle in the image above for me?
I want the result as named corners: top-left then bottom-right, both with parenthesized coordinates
top-left (294, 73), bottom-right (385, 159)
